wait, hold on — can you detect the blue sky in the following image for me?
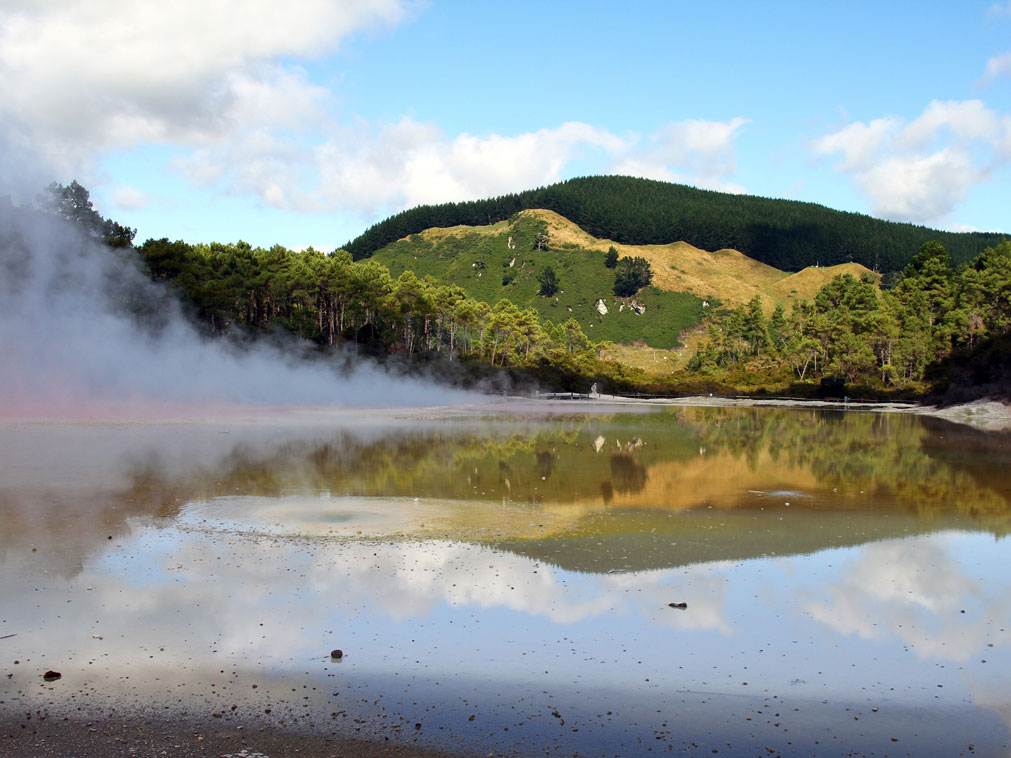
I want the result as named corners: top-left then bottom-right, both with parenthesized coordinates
top-left (2, 1), bottom-right (1009, 249)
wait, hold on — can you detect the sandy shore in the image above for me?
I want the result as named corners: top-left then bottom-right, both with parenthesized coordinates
top-left (1, 713), bottom-right (459, 758)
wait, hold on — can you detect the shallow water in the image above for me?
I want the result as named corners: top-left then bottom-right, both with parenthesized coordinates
top-left (2, 405), bottom-right (1010, 756)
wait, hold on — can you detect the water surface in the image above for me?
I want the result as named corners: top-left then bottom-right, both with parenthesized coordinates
top-left (2, 405), bottom-right (1009, 756)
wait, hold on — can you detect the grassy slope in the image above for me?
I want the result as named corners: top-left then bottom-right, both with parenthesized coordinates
top-left (373, 211), bottom-right (705, 349)
top-left (372, 209), bottom-right (877, 356)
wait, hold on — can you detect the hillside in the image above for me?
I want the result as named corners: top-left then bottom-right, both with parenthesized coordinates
top-left (371, 209), bottom-right (876, 351)
top-left (346, 175), bottom-right (1006, 273)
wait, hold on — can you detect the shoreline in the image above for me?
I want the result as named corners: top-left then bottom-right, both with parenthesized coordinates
top-left (522, 393), bottom-right (1011, 432)
top-left (1, 712), bottom-right (460, 758)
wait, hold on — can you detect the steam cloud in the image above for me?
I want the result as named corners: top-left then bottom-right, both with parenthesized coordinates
top-left (0, 199), bottom-right (472, 416)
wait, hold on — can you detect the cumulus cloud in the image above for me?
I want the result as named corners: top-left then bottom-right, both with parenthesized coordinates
top-left (609, 159), bottom-right (748, 195)
top-left (813, 99), bottom-right (1011, 224)
top-left (647, 117), bottom-right (750, 175)
top-left (0, 1), bottom-right (749, 223)
top-left (982, 51), bottom-right (1011, 83)
top-left (0, 0), bottom-right (413, 172)
top-left (313, 119), bottom-right (627, 214)
top-left (163, 114), bottom-right (750, 218)
top-left (611, 117), bottom-right (750, 193)
top-left (113, 185), bottom-right (148, 210)
top-left (803, 537), bottom-right (1007, 663)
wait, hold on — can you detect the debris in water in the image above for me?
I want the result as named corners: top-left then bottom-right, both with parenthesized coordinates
top-left (668, 602), bottom-right (688, 609)
top-left (43, 670), bottom-right (61, 681)
top-left (330, 649), bottom-right (343, 659)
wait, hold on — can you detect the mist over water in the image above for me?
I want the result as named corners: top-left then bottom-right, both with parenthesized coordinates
top-left (0, 200), bottom-right (472, 416)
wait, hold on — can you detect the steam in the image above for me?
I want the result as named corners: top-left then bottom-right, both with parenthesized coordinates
top-left (0, 199), bottom-right (473, 416)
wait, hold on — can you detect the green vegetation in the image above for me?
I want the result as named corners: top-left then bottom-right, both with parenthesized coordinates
top-left (687, 240), bottom-right (1011, 396)
top-left (613, 256), bottom-right (653, 297)
top-left (36, 181), bottom-right (1011, 401)
top-left (537, 266), bottom-right (559, 296)
top-left (345, 175), bottom-right (1006, 273)
top-left (116, 407), bottom-right (1011, 547)
top-left (371, 214), bottom-right (703, 349)
top-left (40, 180), bottom-right (135, 248)
top-left (604, 246), bottom-right (619, 269)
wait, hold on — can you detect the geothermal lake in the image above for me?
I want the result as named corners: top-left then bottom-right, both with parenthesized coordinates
top-left (2, 403), bottom-right (1010, 757)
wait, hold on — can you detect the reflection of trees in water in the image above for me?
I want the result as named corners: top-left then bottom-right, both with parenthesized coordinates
top-left (91, 406), bottom-right (1011, 536)
top-left (608, 454), bottom-right (647, 495)
top-left (600, 480), bottom-right (614, 505)
top-left (681, 407), bottom-right (1011, 533)
top-left (535, 450), bottom-right (556, 481)
top-left (114, 419), bottom-right (613, 511)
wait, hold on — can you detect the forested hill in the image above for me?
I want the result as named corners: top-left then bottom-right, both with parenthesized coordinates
top-left (345, 176), bottom-right (1006, 273)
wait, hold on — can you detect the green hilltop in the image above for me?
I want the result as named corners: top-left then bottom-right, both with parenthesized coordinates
top-left (347, 175), bottom-right (1006, 273)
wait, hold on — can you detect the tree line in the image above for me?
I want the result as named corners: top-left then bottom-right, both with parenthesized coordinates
top-left (34, 181), bottom-right (1011, 399)
top-left (688, 240), bottom-right (1011, 391)
top-left (345, 176), bottom-right (1006, 273)
top-left (137, 237), bottom-right (616, 370)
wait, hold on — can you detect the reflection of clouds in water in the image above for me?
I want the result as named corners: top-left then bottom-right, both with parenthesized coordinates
top-left (306, 540), bottom-right (614, 623)
top-left (314, 541), bottom-right (733, 634)
top-left (804, 536), bottom-right (1003, 662)
top-left (607, 565), bottom-right (733, 635)
top-left (8, 521), bottom-right (1011, 746)
top-left (14, 525), bottom-right (736, 676)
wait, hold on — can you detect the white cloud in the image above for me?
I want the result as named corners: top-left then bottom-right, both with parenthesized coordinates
top-left (812, 117), bottom-right (898, 170)
top-left (113, 185), bottom-right (148, 210)
top-left (0, 2), bottom-right (750, 223)
top-left (813, 99), bottom-right (1011, 225)
top-left (0, 0), bottom-right (413, 173)
top-left (857, 148), bottom-right (986, 221)
top-left (610, 158), bottom-right (748, 194)
top-left (804, 537), bottom-right (1002, 663)
top-left (648, 117), bottom-right (750, 174)
top-left (166, 115), bottom-right (749, 219)
top-left (611, 117), bottom-right (750, 193)
top-left (983, 51), bottom-right (1011, 83)
top-left (902, 100), bottom-right (1002, 146)
top-left (314, 119), bottom-right (628, 214)
top-left (988, 1), bottom-right (1011, 16)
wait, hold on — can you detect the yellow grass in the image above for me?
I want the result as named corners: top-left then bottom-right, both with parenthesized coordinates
top-left (767, 262), bottom-right (880, 302)
top-left (411, 218), bottom-right (512, 241)
top-left (517, 210), bottom-right (878, 314)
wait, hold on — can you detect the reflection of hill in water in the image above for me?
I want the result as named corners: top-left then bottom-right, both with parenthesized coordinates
top-left (2, 407), bottom-right (1010, 577)
top-left (493, 507), bottom-right (979, 574)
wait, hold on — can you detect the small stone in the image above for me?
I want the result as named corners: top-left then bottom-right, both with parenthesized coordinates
top-left (43, 671), bottom-right (61, 681)
top-left (330, 649), bottom-right (343, 659)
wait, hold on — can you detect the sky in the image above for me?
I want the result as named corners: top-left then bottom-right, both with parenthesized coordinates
top-left (1, 0), bottom-right (1009, 250)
